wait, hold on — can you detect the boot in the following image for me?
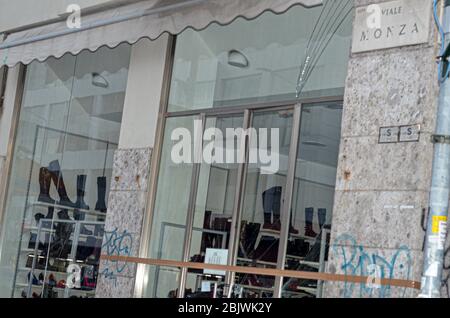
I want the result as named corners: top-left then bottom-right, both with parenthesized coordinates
top-left (75, 175), bottom-right (90, 210)
top-left (318, 208), bottom-right (327, 230)
top-left (289, 212), bottom-right (299, 235)
top-left (38, 167), bottom-right (55, 204)
top-left (263, 213), bottom-right (272, 230)
top-left (48, 160), bottom-right (76, 208)
top-left (95, 177), bottom-right (107, 213)
top-left (304, 208), bottom-right (317, 238)
top-left (45, 206), bottom-right (54, 219)
top-left (271, 218), bottom-right (281, 232)
top-left (262, 186), bottom-right (283, 230)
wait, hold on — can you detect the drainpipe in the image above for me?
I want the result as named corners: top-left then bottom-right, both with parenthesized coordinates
top-left (420, 0), bottom-right (450, 299)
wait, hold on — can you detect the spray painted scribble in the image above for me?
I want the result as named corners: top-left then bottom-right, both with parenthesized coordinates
top-left (100, 228), bottom-right (133, 286)
top-left (442, 247), bottom-right (450, 297)
top-left (332, 234), bottom-right (412, 298)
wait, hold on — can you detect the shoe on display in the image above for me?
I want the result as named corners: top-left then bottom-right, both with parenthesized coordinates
top-left (38, 167), bottom-right (56, 204)
top-left (34, 213), bottom-right (45, 225)
top-left (318, 208), bottom-right (327, 230)
top-left (45, 206), bottom-right (54, 219)
top-left (27, 272), bottom-right (40, 285)
top-left (75, 175), bottom-right (90, 210)
top-left (38, 273), bottom-right (44, 285)
top-left (289, 224), bottom-right (299, 235)
top-left (270, 219), bottom-right (281, 232)
top-left (57, 280), bottom-right (66, 289)
top-left (48, 274), bottom-right (57, 288)
top-left (304, 208), bottom-right (317, 238)
top-left (57, 209), bottom-right (71, 220)
top-left (28, 233), bottom-right (38, 250)
top-left (48, 160), bottom-right (76, 208)
top-left (80, 225), bottom-right (93, 236)
top-left (95, 176), bottom-right (108, 213)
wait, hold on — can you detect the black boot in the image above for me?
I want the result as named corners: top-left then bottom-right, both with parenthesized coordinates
top-left (304, 207), bottom-right (317, 238)
top-left (318, 208), bottom-right (327, 230)
top-left (95, 177), bottom-right (107, 213)
top-left (45, 206), bottom-right (54, 219)
top-left (75, 175), bottom-right (90, 210)
top-left (48, 160), bottom-right (76, 208)
top-left (38, 167), bottom-right (55, 204)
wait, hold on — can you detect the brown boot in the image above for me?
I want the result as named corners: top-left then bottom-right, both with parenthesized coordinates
top-left (38, 167), bottom-right (56, 204)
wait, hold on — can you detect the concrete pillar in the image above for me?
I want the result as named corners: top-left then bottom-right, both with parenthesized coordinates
top-left (95, 35), bottom-right (169, 298)
top-left (324, 0), bottom-right (439, 298)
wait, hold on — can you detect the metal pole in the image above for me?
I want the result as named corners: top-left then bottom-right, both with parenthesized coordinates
top-left (420, 0), bottom-right (450, 298)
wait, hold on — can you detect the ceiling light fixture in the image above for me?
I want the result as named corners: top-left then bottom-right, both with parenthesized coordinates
top-left (92, 72), bottom-right (109, 88)
top-left (228, 49), bottom-right (249, 68)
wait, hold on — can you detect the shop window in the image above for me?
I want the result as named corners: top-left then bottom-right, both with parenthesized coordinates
top-left (168, 5), bottom-right (352, 112)
top-left (144, 3), bottom-right (351, 299)
top-left (0, 66), bottom-right (7, 109)
top-left (0, 43), bottom-right (131, 298)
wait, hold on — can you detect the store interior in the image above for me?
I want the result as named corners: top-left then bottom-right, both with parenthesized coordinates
top-left (0, 44), bottom-right (131, 298)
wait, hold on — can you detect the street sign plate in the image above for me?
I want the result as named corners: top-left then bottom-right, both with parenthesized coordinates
top-left (379, 126), bottom-right (399, 143)
top-left (399, 124), bottom-right (421, 142)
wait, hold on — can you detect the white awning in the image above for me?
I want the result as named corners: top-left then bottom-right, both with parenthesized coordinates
top-left (0, 0), bottom-right (322, 67)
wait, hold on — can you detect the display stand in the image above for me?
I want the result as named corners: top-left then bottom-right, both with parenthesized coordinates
top-left (11, 125), bottom-right (117, 298)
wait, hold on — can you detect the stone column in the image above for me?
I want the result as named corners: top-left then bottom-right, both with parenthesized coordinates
top-left (96, 147), bottom-right (152, 298)
top-left (95, 36), bottom-right (169, 298)
top-left (324, 0), bottom-right (439, 298)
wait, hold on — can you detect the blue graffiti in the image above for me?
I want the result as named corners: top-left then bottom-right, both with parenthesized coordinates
top-left (100, 228), bottom-right (133, 286)
top-left (332, 234), bottom-right (412, 298)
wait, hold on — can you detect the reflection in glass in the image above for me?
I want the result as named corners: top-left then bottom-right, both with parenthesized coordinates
top-left (168, 5), bottom-right (352, 112)
top-left (145, 116), bottom-right (199, 298)
top-left (235, 109), bottom-right (294, 297)
top-left (0, 44), bottom-right (130, 298)
top-left (185, 114), bottom-right (244, 296)
top-left (282, 102), bottom-right (342, 298)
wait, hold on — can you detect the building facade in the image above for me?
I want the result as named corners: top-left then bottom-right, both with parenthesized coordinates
top-left (0, 0), bottom-right (447, 298)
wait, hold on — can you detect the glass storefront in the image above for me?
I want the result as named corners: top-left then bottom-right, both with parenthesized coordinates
top-left (144, 3), bottom-right (351, 298)
top-left (0, 44), bottom-right (131, 298)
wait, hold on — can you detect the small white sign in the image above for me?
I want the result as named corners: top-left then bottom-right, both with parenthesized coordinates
top-left (379, 126), bottom-right (399, 144)
top-left (201, 281), bottom-right (212, 292)
top-left (204, 248), bottom-right (228, 276)
top-left (399, 124), bottom-right (421, 142)
top-left (352, 0), bottom-right (431, 53)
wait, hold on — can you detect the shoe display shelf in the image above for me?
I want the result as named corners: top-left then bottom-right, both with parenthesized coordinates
top-left (28, 201), bottom-right (107, 218)
top-left (235, 228), bottom-right (330, 298)
top-left (14, 217), bottom-right (103, 298)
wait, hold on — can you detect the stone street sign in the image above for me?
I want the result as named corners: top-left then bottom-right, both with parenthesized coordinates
top-left (352, 0), bottom-right (432, 53)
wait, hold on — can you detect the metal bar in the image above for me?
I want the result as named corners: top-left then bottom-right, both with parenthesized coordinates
top-left (164, 96), bottom-right (343, 119)
top-left (0, 65), bottom-right (26, 262)
top-left (101, 254), bottom-right (422, 290)
top-left (11, 123), bottom-right (39, 298)
top-left (134, 35), bottom-right (176, 298)
top-left (0, 0), bottom-right (208, 50)
top-left (225, 109), bottom-right (251, 290)
top-left (317, 228), bottom-right (330, 298)
top-left (65, 221), bottom-right (82, 298)
top-left (273, 104), bottom-right (302, 298)
top-left (420, 0), bottom-right (450, 298)
top-left (177, 113), bottom-right (206, 298)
